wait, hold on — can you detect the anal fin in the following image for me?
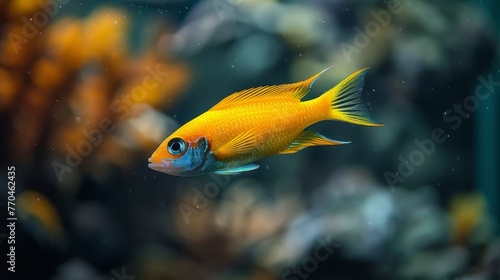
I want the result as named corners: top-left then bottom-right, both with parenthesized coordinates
top-left (279, 131), bottom-right (349, 154)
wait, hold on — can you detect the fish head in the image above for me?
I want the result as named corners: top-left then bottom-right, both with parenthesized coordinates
top-left (148, 134), bottom-right (210, 176)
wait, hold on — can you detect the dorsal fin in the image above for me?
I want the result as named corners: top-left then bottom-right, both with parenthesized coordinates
top-left (209, 65), bottom-right (336, 111)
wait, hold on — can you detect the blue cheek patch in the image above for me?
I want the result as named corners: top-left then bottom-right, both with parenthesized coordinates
top-left (172, 137), bottom-right (209, 174)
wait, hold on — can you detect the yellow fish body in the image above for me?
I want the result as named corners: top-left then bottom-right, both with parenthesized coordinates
top-left (149, 67), bottom-right (383, 176)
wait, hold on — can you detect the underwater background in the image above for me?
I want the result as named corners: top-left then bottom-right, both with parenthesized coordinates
top-left (0, 0), bottom-right (499, 279)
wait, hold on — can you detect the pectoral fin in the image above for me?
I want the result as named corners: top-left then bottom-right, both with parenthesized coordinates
top-left (279, 130), bottom-right (350, 154)
top-left (214, 164), bottom-right (260, 175)
top-left (213, 128), bottom-right (265, 159)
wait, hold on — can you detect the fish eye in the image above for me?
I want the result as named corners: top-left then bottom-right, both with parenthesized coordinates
top-left (167, 138), bottom-right (186, 156)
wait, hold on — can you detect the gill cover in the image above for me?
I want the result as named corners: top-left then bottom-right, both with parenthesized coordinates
top-left (171, 136), bottom-right (209, 176)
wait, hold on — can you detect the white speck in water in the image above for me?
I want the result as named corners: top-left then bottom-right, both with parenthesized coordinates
top-left (76, 116), bottom-right (81, 124)
top-left (231, 64), bottom-right (235, 68)
top-left (114, 20), bottom-right (118, 24)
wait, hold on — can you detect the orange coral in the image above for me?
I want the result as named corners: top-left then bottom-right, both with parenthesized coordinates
top-left (0, 1), bottom-right (190, 182)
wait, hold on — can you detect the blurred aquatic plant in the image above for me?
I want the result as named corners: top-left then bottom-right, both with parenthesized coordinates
top-left (0, 2), bottom-right (190, 276)
top-left (0, 1), bottom-right (190, 184)
top-left (117, 176), bottom-right (305, 279)
top-left (18, 190), bottom-right (66, 250)
top-left (449, 193), bottom-right (489, 245)
top-left (117, 167), bottom-right (499, 279)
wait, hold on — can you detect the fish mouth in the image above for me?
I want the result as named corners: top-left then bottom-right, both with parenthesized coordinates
top-left (148, 157), bottom-right (170, 173)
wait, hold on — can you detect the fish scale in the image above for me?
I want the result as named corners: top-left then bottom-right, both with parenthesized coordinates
top-left (197, 98), bottom-right (324, 156)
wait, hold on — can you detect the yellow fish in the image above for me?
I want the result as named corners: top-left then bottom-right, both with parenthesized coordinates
top-left (149, 66), bottom-right (383, 176)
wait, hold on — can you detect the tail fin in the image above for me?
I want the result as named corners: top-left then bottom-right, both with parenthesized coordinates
top-left (323, 68), bottom-right (383, 126)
